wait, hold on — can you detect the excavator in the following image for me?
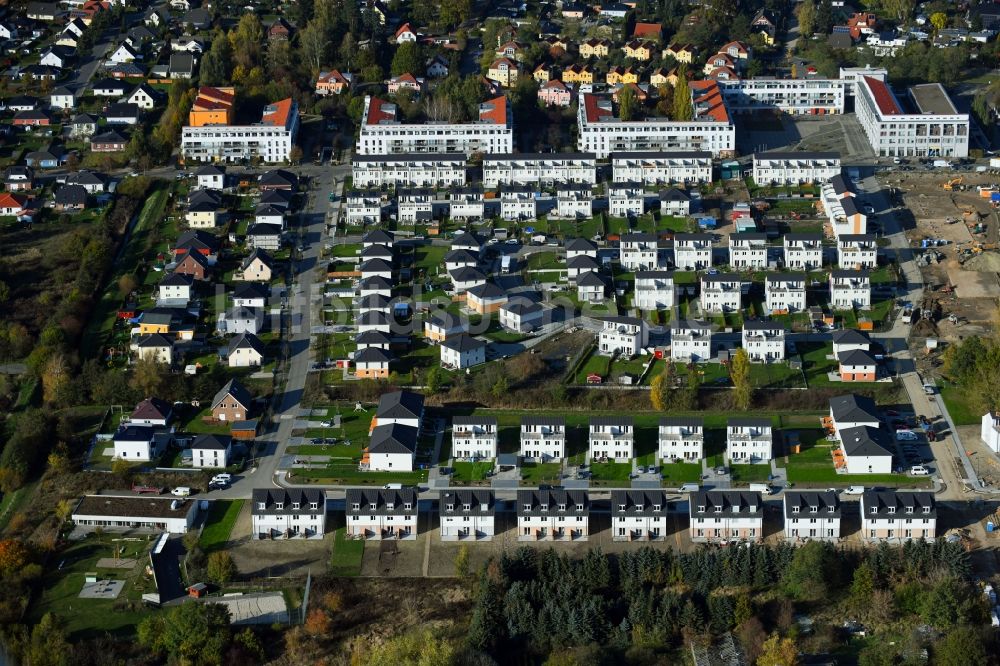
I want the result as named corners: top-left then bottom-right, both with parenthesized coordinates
top-left (943, 177), bottom-right (964, 191)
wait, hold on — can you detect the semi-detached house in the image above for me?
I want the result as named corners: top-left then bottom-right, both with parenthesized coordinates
top-left (517, 488), bottom-right (589, 541)
top-left (700, 273), bottom-right (744, 312)
top-left (658, 417), bottom-right (704, 461)
top-left (741, 321), bottom-right (786, 362)
top-left (451, 416), bottom-right (497, 460)
top-left (784, 490), bottom-right (841, 541)
top-left (589, 416), bottom-right (634, 461)
top-left (482, 153), bottom-right (597, 188)
top-left (673, 233), bottom-right (714, 270)
top-left (670, 320), bottom-right (712, 361)
top-left (726, 417), bottom-right (773, 463)
top-left (440, 489), bottom-right (495, 541)
top-left (783, 233), bottom-right (824, 270)
top-left (837, 234), bottom-right (878, 269)
top-left (690, 490), bottom-right (763, 543)
top-left (598, 316), bottom-right (648, 356)
top-left (620, 233), bottom-right (660, 271)
top-left (830, 270), bottom-right (871, 309)
top-left (765, 273), bottom-right (807, 313)
top-left (612, 490), bottom-right (671, 541)
top-left (346, 487), bottom-right (418, 540)
top-left (729, 232), bottom-right (768, 269)
top-left (521, 416), bottom-right (565, 461)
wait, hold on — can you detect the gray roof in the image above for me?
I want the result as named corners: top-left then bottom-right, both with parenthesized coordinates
top-left (136, 333), bottom-right (173, 348)
top-left (829, 394), bottom-right (880, 423)
top-left (211, 378), bottom-right (253, 411)
top-left (441, 334), bottom-right (486, 352)
top-left (228, 332), bottom-right (265, 356)
top-left (831, 269), bottom-right (869, 279)
top-left (353, 346), bottom-right (393, 364)
top-left (565, 237), bottom-right (597, 252)
top-left (590, 416), bottom-right (633, 427)
top-left (467, 282), bottom-right (506, 300)
top-left (577, 271), bottom-right (607, 288)
top-left (728, 417), bottom-right (772, 428)
top-left (611, 489), bottom-right (670, 516)
top-left (862, 490), bottom-right (935, 518)
top-left (251, 488), bottom-right (325, 515)
top-left (783, 490), bottom-right (840, 520)
top-left (659, 416), bottom-right (703, 428)
top-left (840, 425), bottom-right (892, 458)
top-left (191, 434), bottom-right (232, 451)
top-left (114, 425), bottom-right (154, 442)
top-left (346, 487), bottom-right (418, 515)
top-left (566, 254), bottom-right (599, 269)
top-left (376, 390), bottom-right (424, 420)
top-left (837, 348), bottom-right (877, 366)
top-left (440, 489), bottom-right (495, 516)
top-left (521, 415), bottom-right (565, 427)
top-left (689, 490), bottom-right (762, 517)
top-left (517, 488), bottom-right (589, 516)
top-left (832, 329), bottom-right (871, 345)
top-left (368, 423), bottom-right (418, 454)
top-left (453, 416), bottom-right (497, 426)
top-left (131, 397), bottom-right (172, 421)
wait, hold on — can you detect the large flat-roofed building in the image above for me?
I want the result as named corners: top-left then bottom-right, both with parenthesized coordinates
top-left (752, 151), bottom-right (841, 185)
top-left (855, 76), bottom-right (969, 158)
top-left (483, 153), bottom-right (597, 188)
top-left (577, 83), bottom-right (735, 158)
top-left (351, 153), bottom-right (467, 188)
top-left (358, 96), bottom-right (513, 156)
top-left (72, 493), bottom-right (199, 534)
top-left (610, 151), bottom-right (713, 184)
top-left (181, 96), bottom-right (299, 164)
top-left (719, 78), bottom-right (846, 115)
top-left (838, 66), bottom-right (888, 96)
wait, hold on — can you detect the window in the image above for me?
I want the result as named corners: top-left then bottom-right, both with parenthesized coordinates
top-left (275, 503), bottom-right (283, 510)
top-left (257, 502), bottom-right (266, 510)
top-left (404, 503), bottom-right (412, 510)
top-left (792, 506), bottom-right (800, 514)
top-left (576, 503), bottom-right (584, 512)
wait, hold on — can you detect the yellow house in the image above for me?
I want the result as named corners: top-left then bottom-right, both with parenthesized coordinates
top-left (758, 29), bottom-right (776, 46)
top-left (487, 58), bottom-right (519, 87)
top-left (562, 64), bottom-right (593, 84)
top-left (623, 40), bottom-right (654, 61)
top-left (663, 43), bottom-right (696, 64)
top-left (580, 39), bottom-right (610, 58)
top-left (533, 63), bottom-right (554, 83)
top-left (621, 67), bottom-right (640, 84)
top-left (650, 67), bottom-right (680, 88)
top-left (606, 66), bottom-right (626, 85)
top-left (138, 321), bottom-right (170, 335)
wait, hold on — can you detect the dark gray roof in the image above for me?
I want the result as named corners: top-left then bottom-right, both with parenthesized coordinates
top-left (427, 311), bottom-right (465, 330)
top-left (832, 329), bottom-right (871, 345)
top-left (517, 488), bottom-right (589, 516)
top-left (837, 348), bottom-right (877, 366)
top-left (136, 333), bottom-right (173, 348)
top-left (659, 416), bottom-right (703, 428)
top-left (376, 390), bottom-right (424, 420)
top-left (363, 229), bottom-right (394, 244)
top-left (862, 490), bottom-right (935, 518)
top-left (160, 272), bottom-right (193, 287)
top-left (192, 434), bottom-right (232, 450)
top-left (840, 425), bottom-right (892, 458)
top-left (755, 151), bottom-right (840, 160)
top-left (784, 232), bottom-right (823, 241)
top-left (521, 416), bottom-right (565, 427)
top-left (484, 152), bottom-right (596, 161)
top-left (354, 346), bottom-right (393, 363)
top-left (440, 489), bottom-right (495, 516)
top-left (671, 319), bottom-right (711, 331)
top-left (441, 334), bottom-right (486, 352)
top-left (211, 378), bottom-right (252, 411)
top-left (355, 330), bottom-right (392, 345)
top-left (114, 425), bottom-right (154, 442)
top-left (783, 490), bottom-right (840, 519)
top-left (54, 184), bottom-right (87, 205)
top-left (361, 244), bottom-right (393, 259)
top-left (675, 233), bottom-right (714, 242)
top-left (131, 397), bottom-right (172, 421)
top-left (356, 294), bottom-right (391, 309)
top-left (610, 150), bottom-right (712, 159)
top-left (240, 248), bottom-right (272, 271)
top-left (449, 266), bottom-right (486, 282)
top-left (743, 321), bottom-right (785, 331)
top-left (611, 489), bottom-right (670, 516)
top-left (444, 248), bottom-right (479, 264)
top-left (368, 423), bottom-right (418, 454)
top-left (252, 488), bottom-right (325, 515)
top-left (467, 282), bottom-right (506, 300)
top-left (830, 269), bottom-right (869, 279)
top-left (728, 417), bottom-right (772, 428)
top-left (659, 187), bottom-right (689, 201)
top-left (566, 254), bottom-right (599, 269)
top-left (565, 237), bottom-right (597, 251)
top-left (228, 332), bottom-right (265, 355)
top-left (590, 416), bottom-right (633, 427)
top-left (690, 490), bottom-right (763, 517)
top-left (839, 233), bottom-right (876, 243)
top-left (359, 258), bottom-right (392, 273)
top-left (766, 272), bottom-right (806, 283)
top-left (829, 394), bottom-right (880, 423)
top-left (357, 310), bottom-right (391, 326)
top-left (359, 276), bottom-right (392, 290)
top-left (346, 487), bottom-right (418, 515)
top-left (233, 282), bottom-right (268, 301)
top-left (701, 273), bottom-right (742, 282)
top-left (577, 271), bottom-right (607, 288)
top-left (453, 416), bottom-right (497, 426)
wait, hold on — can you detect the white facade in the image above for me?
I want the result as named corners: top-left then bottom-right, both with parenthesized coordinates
top-left (556, 188), bottom-right (593, 219)
top-left (346, 191), bottom-right (382, 226)
top-left (765, 273), bottom-right (807, 313)
top-left (658, 418), bottom-right (703, 461)
top-left (452, 418), bottom-right (498, 460)
top-left (837, 234), bottom-right (878, 269)
top-left (752, 151), bottom-right (842, 185)
top-left (720, 78), bottom-right (846, 116)
top-left (726, 418), bottom-right (773, 463)
top-left (729, 233), bottom-right (768, 269)
top-left (521, 418), bottom-right (566, 461)
top-left (449, 190), bottom-right (485, 220)
top-left (611, 151), bottom-right (713, 185)
top-left (181, 100), bottom-right (299, 164)
top-left (397, 189), bottom-right (434, 224)
top-left (599, 317), bottom-right (648, 356)
top-left (612, 490), bottom-right (670, 541)
top-left (742, 323), bottom-right (786, 362)
top-left (634, 271), bottom-right (675, 310)
top-left (700, 274), bottom-right (743, 312)
top-left (251, 490), bottom-right (326, 540)
top-left (783, 234), bottom-right (823, 270)
top-left (589, 418), bottom-right (634, 461)
top-left (192, 442), bottom-right (231, 469)
top-left (982, 412), bottom-right (1000, 453)
top-left (609, 183), bottom-right (645, 218)
top-left (483, 153), bottom-right (597, 188)
top-left (441, 336), bottom-right (486, 369)
top-left (346, 489), bottom-right (418, 540)
top-left (673, 233), bottom-right (714, 270)
top-left (784, 491), bottom-right (841, 541)
top-left (689, 491), bottom-right (763, 543)
top-left (861, 491), bottom-right (936, 541)
top-left (830, 271), bottom-right (871, 309)
top-left (500, 191), bottom-right (537, 221)
top-left (352, 155), bottom-right (466, 188)
top-left (440, 490), bottom-right (495, 541)
top-left (670, 321), bottom-right (712, 361)
top-left (72, 496), bottom-right (197, 534)
top-left (620, 233), bottom-right (660, 270)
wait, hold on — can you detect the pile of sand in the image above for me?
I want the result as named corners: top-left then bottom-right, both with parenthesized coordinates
top-left (962, 252), bottom-right (1000, 273)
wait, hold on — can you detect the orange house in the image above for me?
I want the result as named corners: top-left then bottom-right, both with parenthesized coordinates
top-left (188, 87), bottom-right (235, 126)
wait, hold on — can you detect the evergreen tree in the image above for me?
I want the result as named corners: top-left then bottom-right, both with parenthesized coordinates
top-left (672, 77), bottom-right (693, 121)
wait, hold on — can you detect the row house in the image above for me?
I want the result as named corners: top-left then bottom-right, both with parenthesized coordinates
top-left (742, 322), bottom-right (786, 362)
top-left (345, 190), bottom-right (382, 226)
top-left (589, 417), bottom-right (634, 461)
top-left (832, 329), bottom-right (877, 382)
top-left (252, 489), bottom-right (326, 540)
top-left (634, 270), bottom-right (675, 310)
top-left (449, 188), bottom-right (486, 221)
top-left (830, 270), bottom-right (871, 309)
top-left (352, 154), bottom-right (467, 188)
top-left (598, 316), bottom-right (648, 356)
top-left (728, 232), bottom-right (768, 269)
top-left (521, 416), bottom-right (566, 462)
top-left (440, 489), bottom-right (495, 541)
top-left (822, 174), bottom-right (867, 238)
top-left (620, 233), bottom-right (660, 271)
top-left (727, 417), bottom-right (773, 463)
top-left (610, 151), bottom-right (713, 185)
top-left (396, 188), bottom-right (433, 224)
top-left (670, 320), bottom-right (712, 362)
top-left (500, 186), bottom-right (537, 221)
top-left (482, 153), bottom-right (597, 188)
top-left (346, 487), bottom-right (418, 540)
top-left (784, 491), bottom-right (841, 541)
top-left (451, 416), bottom-right (497, 460)
top-left (861, 490), bottom-right (936, 542)
top-left (556, 184), bottom-right (593, 219)
top-left (837, 234), bottom-right (878, 269)
top-left (765, 273), bottom-right (807, 313)
top-left (609, 181), bottom-right (646, 218)
top-left (658, 417), bottom-right (704, 461)
top-left (517, 489), bottom-right (589, 541)
top-left (752, 151), bottom-right (842, 185)
top-left (612, 490), bottom-right (670, 542)
top-left (690, 490), bottom-right (763, 543)
top-left (783, 233), bottom-right (824, 270)
top-left (673, 233), bottom-right (714, 270)
top-left (700, 273), bottom-right (744, 313)
top-left (659, 188), bottom-right (691, 217)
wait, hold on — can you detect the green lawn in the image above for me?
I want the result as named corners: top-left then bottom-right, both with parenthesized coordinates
top-left (574, 350), bottom-right (611, 384)
top-left (413, 244), bottom-right (448, 278)
top-left (525, 251), bottom-right (564, 271)
top-left (782, 433), bottom-right (929, 488)
top-left (329, 527), bottom-right (364, 577)
top-left (659, 462), bottom-right (703, 487)
top-left (291, 467), bottom-right (428, 485)
top-left (730, 464), bottom-right (772, 484)
top-left (520, 462), bottom-right (563, 485)
top-left (199, 499), bottom-right (244, 552)
top-left (589, 462), bottom-right (633, 485)
top-left (940, 385), bottom-right (979, 426)
top-left (451, 461), bottom-right (494, 482)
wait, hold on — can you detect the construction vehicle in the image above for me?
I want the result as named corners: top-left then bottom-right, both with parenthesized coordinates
top-left (978, 185), bottom-right (998, 198)
top-left (943, 177), bottom-right (963, 191)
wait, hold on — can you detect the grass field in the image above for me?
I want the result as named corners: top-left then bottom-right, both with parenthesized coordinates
top-left (940, 386), bottom-right (979, 426)
top-left (730, 464), bottom-right (772, 484)
top-left (659, 462), bottom-right (703, 487)
top-left (200, 499), bottom-right (244, 552)
top-left (781, 433), bottom-right (929, 487)
top-left (291, 467), bottom-right (428, 485)
top-left (451, 461), bottom-right (494, 483)
top-left (520, 462), bottom-right (563, 485)
top-left (589, 462), bottom-right (632, 485)
top-left (329, 527), bottom-right (364, 577)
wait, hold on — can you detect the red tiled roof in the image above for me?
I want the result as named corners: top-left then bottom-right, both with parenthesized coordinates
top-left (0, 193), bottom-right (26, 209)
top-left (198, 86), bottom-right (235, 105)
top-left (478, 96), bottom-right (508, 125)
top-left (542, 79), bottom-right (568, 91)
top-left (632, 22), bottom-right (662, 37)
top-left (689, 80), bottom-right (730, 123)
top-left (365, 97), bottom-right (396, 125)
top-left (395, 23), bottom-right (414, 37)
top-left (394, 72), bottom-right (419, 84)
top-left (582, 93), bottom-right (612, 122)
top-left (863, 76), bottom-right (901, 115)
top-left (261, 98), bottom-right (294, 127)
top-left (708, 66), bottom-right (739, 81)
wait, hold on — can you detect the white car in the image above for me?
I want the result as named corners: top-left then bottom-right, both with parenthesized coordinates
top-left (910, 465), bottom-right (930, 476)
top-left (843, 486), bottom-right (865, 495)
top-left (171, 487), bottom-right (192, 497)
top-left (896, 430), bottom-right (919, 441)
top-left (211, 473), bottom-right (232, 484)
top-left (486, 238), bottom-right (500, 245)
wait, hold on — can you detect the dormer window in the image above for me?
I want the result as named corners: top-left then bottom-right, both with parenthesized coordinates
top-left (369, 503), bottom-right (377, 511)
top-left (714, 505), bottom-right (723, 513)
top-left (792, 506), bottom-right (800, 514)
top-left (619, 504), bottom-right (627, 511)
top-left (887, 507), bottom-right (895, 514)
top-left (403, 503), bottom-right (412, 511)
top-left (310, 502), bottom-right (318, 510)
top-left (653, 504), bottom-right (661, 512)
top-left (463, 503), bottom-right (471, 511)
top-left (523, 503), bottom-right (531, 511)
top-left (576, 504), bottom-right (584, 511)
top-left (923, 506), bottom-right (931, 514)
top-left (870, 507), bottom-right (877, 513)
top-left (810, 506), bottom-right (818, 514)
top-left (558, 503), bottom-right (566, 511)
top-left (352, 503), bottom-right (360, 511)
top-left (275, 502), bottom-right (283, 510)
top-left (905, 507), bottom-right (913, 514)
top-left (292, 502), bottom-right (300, 510)
top-left (698, 505), bottom-right (705, 512)
top-left (257, 502), bottom-right (266, 510)
top-left (386, 503), bottom-right (395, 511)
top-left (446, 503), bottom-right (454, 512)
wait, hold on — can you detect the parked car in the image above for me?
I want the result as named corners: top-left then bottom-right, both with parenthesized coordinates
top-left (896, 430), bottom-right (919, 441)
top-left (910, 465), bottom-right (930, 476)
top-left (171, 487), bottom-right (192, 497)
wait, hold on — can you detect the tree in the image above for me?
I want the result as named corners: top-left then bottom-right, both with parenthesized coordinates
top-left (491, 375), bottom-right (509, 400)
top-left (650, 370), bottom-right (670, 411)
top-left (229, 14), bottom-right (263, 71)
top-left (440, 0), bottom-right (471, 28)
top-left (207, 551), bottom-right (236, 584)
top-left (363, 628), bottom-right (455, 666)
top-left (0, 539), bottom-right (30, 577)
top-left (391, 42), bottom-right (422, 76)
top-left (288, 146), bottom-right (303, 165)
top-left (730, 348), bottom-right (752, 410)
top-left (883, 0), bottom-right (916, 21)
top-left (138, 602), bottom-right (232, 665)
top-left (797, 0), bottom-right (816, 37)
top-left (200, 32), bottom-right (232, 86)
top-left (815, 0), bottom-right (833, 34)
top-left (758, 633), bottom-right (799, 666)
top-left (130, 357), bottom-right (166, 399)
top-left (299, 19), bottom-right (330, 73)
top-left (304, 608), bottom-right (332, 636)
top-left (783, 541), bottom-right (839, 600)
top-left (672, 78), bottom-right (693, 121)
top-left (935, 626), bottom-right (988, 666)
top-left (930, 12), bottom-right (948, 31)
top-left (849, 560), bottom-right (875, 611)
top-left (23, 612), bottom-right (70, 666)
top-left (618, 84), bottom-right (638, 120)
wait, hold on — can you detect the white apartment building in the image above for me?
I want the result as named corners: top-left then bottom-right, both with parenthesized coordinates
top-left (346, 487), bottom-right (418, 540)
top-left (620, 232), bottom-right (661, 270)
top-left (658, 417), bottom-right (704, 461)
top-left (822, 175), bottom-right (868, 238)
top-left (719, 78), bottom-right (846, 116)
top-left (634, 270), bottom-right (675, 310)
top-left (861, 491), bottom-right (936, 542)
top-left (439, 489), bottom-right (495, 541)
top-left (673, 233), bottom-right (714, 270)
top-left (251, 489), bottom-right (326, 540)
top-left (500, 186), bottom-right (537, 221)
top-left (742, 322), bottom-right (786, 362)
top-left (690, 490), bottom-right (763, 543)
top-left (700, 273), bottom-right (744, 312)
top-left (611, 151), bottom-right (713, 185)
top-left (181, 99), bottom-right (299, 164)
top-left (589, 416), bottom-right (634, 461)
top-left (765, 273), bottom-right (807, 313)
top-left (728, 232), bottom-right (768, 269)
top-left (609, 181), bottom-right (646, 217)
top-left (784, 491), bottom-right (841, 541)
top-left (483, 153), bottom-right (597, 188)
top-left (982, 411), bottom-right (1000, 454)
top-left (830, 270), bottom-right (871, 309)
top-left (451, 416), bottom-right (498, 460)
top-left (612, 490), bottom-right (670, 542)
top-left (670, 320), bottom-right (712, 361)
top-left (599, 316), bottom-right (648, 356)
top-left (783, 233), bottom-right (823, 270)
top-left (726, 417), bottom-right (773, 463)
top-left (556, 185), bottom-right (593, 219)
top-left (520, 416), bottom-right (566, 461)
top-left (855, 76), bottom-right (969, 158)
top-left (352, 154), bottom-right (467, 188)
top-left (396, 188), bottom-right (433, 224)
top-left (578, 86), bottom-right (736, 158)
top-left (358, 96), bottom-right (513, 156)
top-left (751, 151), bottom-right (842, 185)
top-left (837, 234), bottom-right (878, 269)
top-left (838, 66), bottom-right (888, 97)
top-left (517, 489), bottom-right (589, 541)
top-left (345, 190), bottom-right (382, 226)
top-left (449, 188), bottom-right (485, 220)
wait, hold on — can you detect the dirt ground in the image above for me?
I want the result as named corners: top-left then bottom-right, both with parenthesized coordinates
top-left (226, 502), bottom-right (334, 578)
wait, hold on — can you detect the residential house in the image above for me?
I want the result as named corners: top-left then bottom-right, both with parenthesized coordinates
top-left (440, 334), bottom-right (486, 369)
top-left (346, 487), bottom-right (418, 540)
top-left (562, 63), bottom-right (594, 84)
top-left (828, 393), bottom-right (881, 438)
top-left (659, 188), bottom-right (690, 216)
top-left (663, 43), bottom-right (696, 63)
top-left (556, 184), bottom-right (593, 219)
top-left (50, 87), bottom-right (75, 109)
top-left (580, 39), bottom-right (611, 58)
top-left (981, 411), bottom-right (1000, 453)
top-left (784, 491), bottom-right (841, 541)
top-left (589, 416), bottom-right (634, 461)
top-left (252, 488), bottom-right (325, 539)
top-left (752, 151), bottom-right (841, 185)
top-left (837, 234), bottom-right (878, 269)
top-left (451, 416), bottom-right (498, 460)
top-left (612, 490), bottom-right (670, 541)
top-left (620, 233), bottom-right (660, 271)
top-left (70, 114), bottom-right (98, 138)
top-left (576, 271), bottom-right (608, 303)
top-left (157, 272), bottom-right (193, 304)
top-left (13, 109), bottom-right (51, 127)
top-left (742, 322), bottom-right (786, 362)
top-left (130, 397), bottom-right (173, 427)
top-left (726, 417), bottom-right (773, 463)
top-left (426, 55), bottom-right (449, 78)
top-left (765, 273), bottom-right (807, 313)
top-left (372, 390), bottom-right (424, 431)
top-left (440, 489), bottom-right (495, 541)
top-left (397, 188), bottom-right (433, 224)
top-left (211, 379), bottom-right (253, 422)
top-left (599, 316), bottom-right (648, 356)
top-left (345, 189), bottom-right (382, 226)
top-left (66, 170), bottom-right (107, 194)
top-left (108, 43), bottom-right (140, 64)
top-left (190, 434), bottom-right (232, 469)
top-left (267, 18), bottom-right (293, 41)
top-left (609, 182), bottom-right (645, 218)
top-left (315, 70), bottom-right (352, 96)
top-left (449, 266), bottom-right (486, 295)
top-left (227, 332), bottom-right (265, 368)
top-left (467, 282), bottom-right (508, 315)
top-left (499, 186), bottom-right (536, 221)
top-left (126, 84), bottom-right (162, 110)
top-left (54, 184), bottom-right (88, 211)
top-left (499, 298), bottom-right (544, 333)
top-left (174, 249), bottom-right (210, 280)
top-left (388, 73), bottom-right (424, 95)
top-left (521, 416), bottom-right (565, 461)
top-left (424, 311), bottom-right (468, 342)
top-left (670, 320), bottom-right (712, 362)
top-left (487, 58), bottom-right (519, 87)
top-left (783, 233), bottom-right (824, 270)
top-left (517, 488), bottom-right (589, 541)
top-left (217, 307), bottom-right (264, 336)
top-left (632, 271), bottom-right (674, 310)
top-left (658, 417), bottom-right (704, 461)
top-left (238, 249), bottom-right (273, 282)
top-left (623, 40), bottom-right (655, 60)
top-left (834, 329), bottom-right (878, 382)
top-left (700, 273), bottom-right (744, 312)
top-left (861, 491), bottom-right (936, 541)
top-left (3, 167), bottom-right (33, 192)
top-left (246, 224), bottom-right (283, 251)
top-left (689, 490), bottom-right (763, 542)
top-left (538, 79), bottom-right (572, 106)
top-left (134, 333), bottom-right (173, 365)
top-left (394, 22), bottom-right (417, 43)
top-left (91, 130), bottom-right (129, 152)
top-left (169, 52), bottom-right (195, 78)
top-left (72, 494), bottom-right (198, 535)
top-left (449, 188), bottom-right (485, 220)
top-left (729, 232), bottom-right (768, 269)
top-left (830, 270), bottom-right (871, 309)
top-left (186, 188), bottom-right (224, 228)
top-left (841, 425), bottom-right (893, 474)
top-left (353, 347), bottom-right (392, 378)
top-left (673, 233), bottom-right (714, 270)
top-left (113, 425), bottom-right (167, 461)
